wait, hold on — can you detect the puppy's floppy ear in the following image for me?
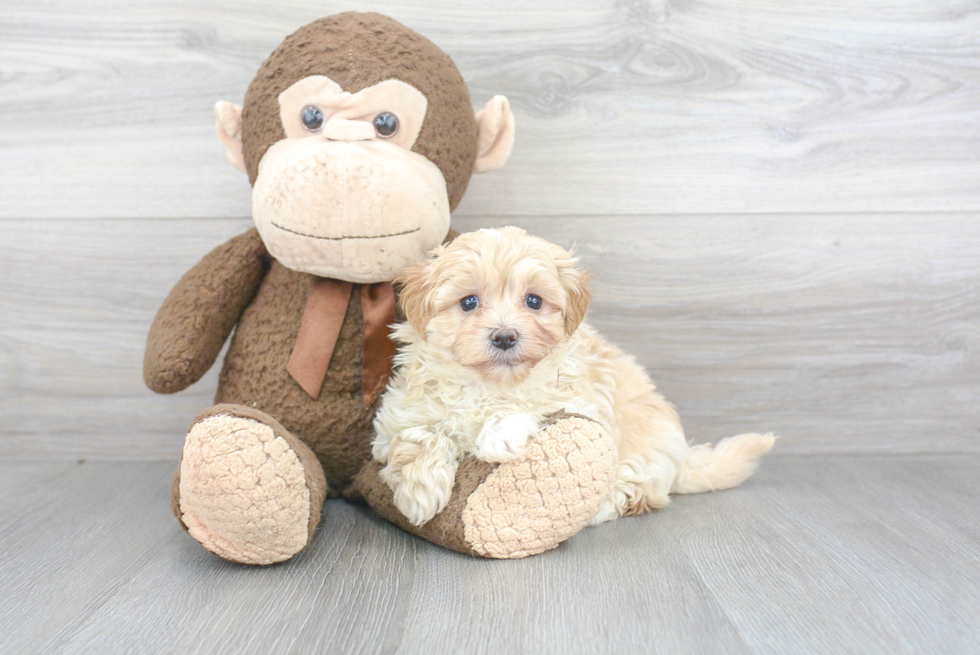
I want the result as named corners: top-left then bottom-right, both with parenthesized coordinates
top-left (396, 249), bottom-right (442, 337)
top-left (555, 244), bottom-right (592, 335)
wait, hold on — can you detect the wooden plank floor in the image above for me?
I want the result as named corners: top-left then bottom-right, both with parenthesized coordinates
top-left (1, 455), bottom-right (976, 654)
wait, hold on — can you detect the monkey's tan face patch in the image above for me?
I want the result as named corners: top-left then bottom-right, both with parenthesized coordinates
top-left (278, 76), bottom-right (428, 150)
top-left (253, 138), bottom-right (450, 283)
top-left (252, 75), bottom-right (449, 282)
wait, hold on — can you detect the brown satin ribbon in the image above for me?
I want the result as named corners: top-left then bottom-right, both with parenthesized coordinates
top-left (360, 281), bottom-right (398, 408)
top-left (286, 278), bottom-right (397, 408)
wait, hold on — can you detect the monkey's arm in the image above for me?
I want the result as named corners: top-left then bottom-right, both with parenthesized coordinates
top-left (144, 228), bottom-right (269, 394)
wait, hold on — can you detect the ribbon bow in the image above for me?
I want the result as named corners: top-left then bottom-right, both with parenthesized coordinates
top-left (286, 278), bottom-right (397, 409)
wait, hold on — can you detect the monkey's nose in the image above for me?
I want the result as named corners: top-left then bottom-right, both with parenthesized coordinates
top-left (321, 119), bottom-right (376, 142)
top-left (490, 328), bottom-right (519, 351)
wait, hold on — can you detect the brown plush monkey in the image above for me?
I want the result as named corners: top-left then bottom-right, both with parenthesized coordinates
top-left (145, 12), bottom-right (618, 565)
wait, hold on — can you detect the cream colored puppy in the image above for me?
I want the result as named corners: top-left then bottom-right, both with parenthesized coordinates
top-left (372, 227), bottom-right (775, 527)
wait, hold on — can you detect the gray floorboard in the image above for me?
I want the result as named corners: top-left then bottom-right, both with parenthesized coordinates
top-left (659, 457), bottom-right (980, 654)
top-left (0, 455), bottom-right (976, 654)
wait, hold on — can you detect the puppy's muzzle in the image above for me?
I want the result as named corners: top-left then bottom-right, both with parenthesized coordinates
top-left (490, 328), bottom-right (519, 351)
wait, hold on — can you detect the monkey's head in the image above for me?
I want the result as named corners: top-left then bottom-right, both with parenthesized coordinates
top-left (214, 13), bottom-right (515, 283)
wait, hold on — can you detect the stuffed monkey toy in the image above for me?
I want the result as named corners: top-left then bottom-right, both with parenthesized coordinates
top-left (145, 12), bottom-right (619, 564)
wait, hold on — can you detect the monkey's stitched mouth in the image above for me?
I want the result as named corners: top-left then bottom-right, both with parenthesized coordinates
top-left (270, 222), bottom-right (421, 241)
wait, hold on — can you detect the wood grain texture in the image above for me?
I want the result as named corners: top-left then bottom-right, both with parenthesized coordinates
top-left (0, 462), bottom-right (178, 653)
top-left (1, 457), bottom-right (977, 653)
top-left (660, 455), bottom-right (980, 653)
top-left (55, 497), bottom-right (419, 655)
top-left (0, 461), bottom-right (79, 511)
top-left (1, 0), bottom-right (979, 218)
top-left (389, 511), bottom-right (751, 655)
top-left (2, 215), bottom-right (977, 458)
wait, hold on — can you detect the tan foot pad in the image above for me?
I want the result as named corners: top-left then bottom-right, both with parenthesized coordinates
top-left (178, 415), bottom-right (312, 565)
top-left (462, 416), bottom-right (619, 559)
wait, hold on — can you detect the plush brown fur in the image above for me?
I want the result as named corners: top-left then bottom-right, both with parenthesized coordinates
top-left (144, 229), bottom-right (269, 394)
top-left (218, 254), bottom-right (384, 493)
top-left (242, 12), bottom-right (478, 210)
top-left (146, 229), bottom-right (399, 494)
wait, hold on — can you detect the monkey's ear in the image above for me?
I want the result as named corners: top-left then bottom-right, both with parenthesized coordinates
top-left (473, 95), bottom-right (515, 174)
top-left (214, 101), bottom-right (246, 173)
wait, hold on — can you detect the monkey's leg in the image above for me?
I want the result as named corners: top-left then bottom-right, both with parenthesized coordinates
top-left (350, 413), bottom-right (618, 559)
top-left (171, 404), bottom-right (327, 565)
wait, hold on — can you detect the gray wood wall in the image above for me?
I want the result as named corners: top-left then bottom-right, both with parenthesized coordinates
top-left (2, 0), bottom-right (978, 459)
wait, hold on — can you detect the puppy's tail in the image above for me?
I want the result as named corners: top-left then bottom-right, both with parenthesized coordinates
top-left (670, 433), bottom-right (776, 495)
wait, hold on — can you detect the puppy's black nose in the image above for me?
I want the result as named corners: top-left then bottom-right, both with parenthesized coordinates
top-left (490, 328), bottom-right (519, 351)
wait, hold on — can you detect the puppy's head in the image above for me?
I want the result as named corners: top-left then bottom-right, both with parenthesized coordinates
top-left (398, 226), bottom-right (591, 383)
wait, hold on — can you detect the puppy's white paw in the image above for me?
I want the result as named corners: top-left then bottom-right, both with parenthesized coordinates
top-left (382, 455), bottom-right (456, 527)
top-left (391, 479), bottom-right (452, 527)
top-left (475, 413), bottom-right (540, 463)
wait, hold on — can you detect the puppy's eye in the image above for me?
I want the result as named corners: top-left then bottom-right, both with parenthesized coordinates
top-left (372, 112), bottom-right (399, 138)
top-left (524, 294), bottom-right (543, 310)
top-left (301, 105), bottom-right (325, 132)
top-left (460, 295), bottom-right (479, 312)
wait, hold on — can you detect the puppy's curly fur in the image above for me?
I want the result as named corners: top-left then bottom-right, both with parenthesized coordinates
top-left (372, 227), bottom-right (775, 527)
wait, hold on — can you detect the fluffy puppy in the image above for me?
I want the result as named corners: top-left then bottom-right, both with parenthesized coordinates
top-left (372, 227), bottom-right (775, 527)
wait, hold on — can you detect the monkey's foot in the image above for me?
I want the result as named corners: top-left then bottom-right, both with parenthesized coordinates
top-left (352, 413), bottom-right (619, 559)
top-left (172, 404), bottom-right (327, 565)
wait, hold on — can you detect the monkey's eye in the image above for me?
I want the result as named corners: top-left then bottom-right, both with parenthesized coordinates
top-left (525, 294), bottom-right (543, 310)
top-left (372, 112), bottom-right (399, 138)
top-left (460, 295), bottom-right (479, 312)
top-left (301, 105), bottom-right (325, 132)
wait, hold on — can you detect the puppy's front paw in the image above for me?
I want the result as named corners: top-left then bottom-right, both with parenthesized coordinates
top-left (381, 454), bottom-right (456, 527)
top-left (391, 480), bottom-right (451, 527)
top-left (475, 413), bottom-right (540, 464)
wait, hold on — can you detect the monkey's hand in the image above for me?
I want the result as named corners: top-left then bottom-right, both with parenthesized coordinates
top-left (144, 229), bottom-right (268, 394)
